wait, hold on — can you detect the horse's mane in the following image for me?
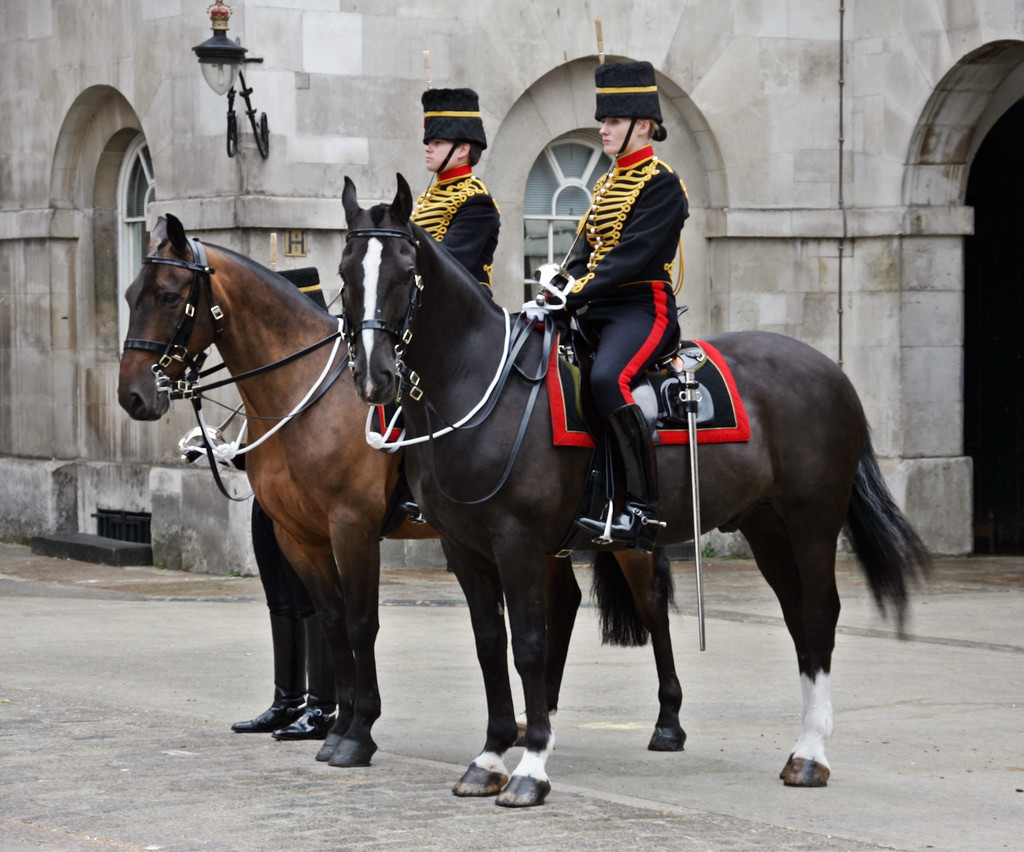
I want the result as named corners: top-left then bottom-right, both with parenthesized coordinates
top-left (210, 242), bottom-right (333, 316)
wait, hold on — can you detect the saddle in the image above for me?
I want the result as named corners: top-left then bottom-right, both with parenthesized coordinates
top-left (546, 334), bottom-right (750, 448)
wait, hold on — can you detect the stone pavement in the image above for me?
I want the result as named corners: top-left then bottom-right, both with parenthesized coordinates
top-left (0, 542), bottom-right (1021, 851)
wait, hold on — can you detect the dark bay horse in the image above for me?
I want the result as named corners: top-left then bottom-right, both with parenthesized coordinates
top-left (338, 174), bottom-right (930, 807)
top-left (116, 215), bottom-right (591, 769)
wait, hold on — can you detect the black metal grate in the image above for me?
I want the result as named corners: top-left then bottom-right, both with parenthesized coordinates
top-left (93, 510), bottom-right (152, 544)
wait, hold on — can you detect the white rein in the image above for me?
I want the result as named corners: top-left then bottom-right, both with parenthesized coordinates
top-left (364, 307), bottom-right (513, 450)
top-left (191, 318), bottom-right (347, 465)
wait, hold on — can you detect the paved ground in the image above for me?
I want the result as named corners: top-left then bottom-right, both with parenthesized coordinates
top-left (0, 542), bottom-right (1021, 851)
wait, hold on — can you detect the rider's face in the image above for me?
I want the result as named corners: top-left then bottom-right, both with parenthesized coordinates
top-left (424, 139), bottom-right (468, 174)
top-left (599, 117), bottom-right (651, 158)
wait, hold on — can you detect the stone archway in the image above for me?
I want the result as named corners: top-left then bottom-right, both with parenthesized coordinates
top-left (964, 100), bottom-right (1024, 553)
top-left (903, 40), bottom-right (1024, 554)
top-left (50, 86), bottom-right (143, 360)
top-left (48, 86), bottom-right (180, 479)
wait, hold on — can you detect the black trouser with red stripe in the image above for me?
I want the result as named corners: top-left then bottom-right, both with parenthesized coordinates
top-left (577, 283), bottom-right (680, 419)
top-left (573, 283), bottom-right (679, 550)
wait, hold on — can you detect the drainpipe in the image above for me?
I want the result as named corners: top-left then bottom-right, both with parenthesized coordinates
top-left (837, 0), bottom-right (847, 368)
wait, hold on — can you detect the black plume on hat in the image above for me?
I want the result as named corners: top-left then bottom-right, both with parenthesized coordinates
top-left (594, 61), bottom-right (664, 135)
top-left (421, 88), bottom-right (487, 149)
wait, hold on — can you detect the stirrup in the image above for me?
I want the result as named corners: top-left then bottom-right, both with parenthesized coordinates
top-left (399, 500), bottom-right (427, 524)
top-left (575, 501), bottom-right (663, 550)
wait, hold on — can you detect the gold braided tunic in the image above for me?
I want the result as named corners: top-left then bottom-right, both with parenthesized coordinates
top-left (567, 147), bottom-right (687, 305)
top-left (412, 165), bottom-right (501, 287)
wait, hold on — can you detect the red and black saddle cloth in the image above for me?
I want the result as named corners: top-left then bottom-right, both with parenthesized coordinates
top-left (546, 334), bottom-right (751, 447)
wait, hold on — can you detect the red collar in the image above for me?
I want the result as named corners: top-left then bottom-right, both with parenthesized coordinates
top-left (437, 164), bottom-right (473, 183)
top-left (616, 146), bottom-right (654, 170)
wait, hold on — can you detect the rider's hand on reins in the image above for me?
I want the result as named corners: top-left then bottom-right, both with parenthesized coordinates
top-left (523, 263), bottom-right (576, 321)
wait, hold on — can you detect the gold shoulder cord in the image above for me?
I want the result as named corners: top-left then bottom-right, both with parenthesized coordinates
top-left (571, 160), bottom-right (660, 292)
top-left (412, 176), bottom-right (491, 243)
top-left (672, 177), bottom-right (688, 294)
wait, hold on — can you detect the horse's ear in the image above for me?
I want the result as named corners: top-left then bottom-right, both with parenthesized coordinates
top-left (165, 214), bottom-right (189, 257)
top-left (342, 176), bottom-right (360, 224)
top-left (393, 173), bottom-right (413, 222)
top-left (147, 216), bottom-right (168, 254)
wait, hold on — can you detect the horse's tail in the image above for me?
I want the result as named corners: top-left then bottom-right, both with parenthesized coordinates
top-left (591, 547), bottom-right (675, 647)
top-left (844, 433), bottom-right (931, 633)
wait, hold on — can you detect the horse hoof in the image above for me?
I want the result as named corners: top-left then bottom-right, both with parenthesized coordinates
top-left (514, 721), bottom-right (527, 748)
top-left (452, 765), bottom-right (508, 797)
top-left (779, 755), bottom-right (830, 787)
top-left (648, 725), bottom-right (686, 752)
top-left (326, 737), bottom-right (377, 768)
top-left (495, 775), bottom-right (551, 808)
top-left (315, 732), bottom-right (344, 762)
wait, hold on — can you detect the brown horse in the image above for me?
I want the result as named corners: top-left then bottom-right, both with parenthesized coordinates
top-left (117, 214), bottom-right (675, 770)
top-left (337, 174), bottom-right (930, 806)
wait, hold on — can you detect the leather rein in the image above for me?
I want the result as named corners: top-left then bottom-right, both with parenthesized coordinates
top-left (123, 236), bottom-right (345, 500)
top-left (343, 225), bottom-right (555, 505)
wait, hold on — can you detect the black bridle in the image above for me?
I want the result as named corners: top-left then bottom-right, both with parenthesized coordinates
top-left (122, 233), bottom-right (346, 500)
top-left (344, 222), bottom-right (556, 505)
top-left (343, 227), bottom-right (424, 402)
top-left (123, 237), bottom-right (224, 392)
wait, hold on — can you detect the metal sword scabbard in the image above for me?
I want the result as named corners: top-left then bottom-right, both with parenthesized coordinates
top-left (683, 369), bottom-right (706, 651)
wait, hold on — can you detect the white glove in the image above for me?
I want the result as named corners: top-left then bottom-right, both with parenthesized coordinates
top-left (177, 426), bottom-right (239, 468)
top-left (532, 263), bottom-right (575, 310)
top-left (521, 302), bottom-right (549, 323)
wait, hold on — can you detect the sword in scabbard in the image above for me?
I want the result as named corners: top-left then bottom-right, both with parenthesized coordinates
top-left (683, 369), bottom-right (706, 651)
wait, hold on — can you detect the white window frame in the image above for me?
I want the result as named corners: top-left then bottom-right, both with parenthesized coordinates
top-left (116, 136), bottom-right (154, 352)
top-left (522, 131), bottom-right (611, 295)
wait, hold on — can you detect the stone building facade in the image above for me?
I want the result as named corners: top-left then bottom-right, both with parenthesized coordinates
top-left (3, 0), bottom-right (1022, 572)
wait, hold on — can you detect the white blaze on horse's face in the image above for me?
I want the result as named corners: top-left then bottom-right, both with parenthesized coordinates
top-left (359, 237), bottom-right (385, 398)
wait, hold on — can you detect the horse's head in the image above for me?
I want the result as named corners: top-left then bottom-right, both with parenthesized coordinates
top-left (117, 214), bottom-right (221, 420)
top-left (339, 173), bottom-right (419, 406)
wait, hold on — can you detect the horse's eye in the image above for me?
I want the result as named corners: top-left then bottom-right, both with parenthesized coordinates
top-left (160, 291), bottom-right (182, 307)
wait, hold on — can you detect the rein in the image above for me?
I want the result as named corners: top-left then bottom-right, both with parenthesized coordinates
top-left (123, 237), bottom-right (347, 500)
top-left (417, 314), bottom-right (555, 505)
top-left (346, 223), bottom-right (554, 503)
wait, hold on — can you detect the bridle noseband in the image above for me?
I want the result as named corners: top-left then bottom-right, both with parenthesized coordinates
top-left (123, 236), bottom-right (225, 399)
top-left (343, 226), bottom-right (424, 401)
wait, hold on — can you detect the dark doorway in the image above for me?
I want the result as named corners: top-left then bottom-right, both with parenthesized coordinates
top-left (964, 98), bottom-right (1024, 553)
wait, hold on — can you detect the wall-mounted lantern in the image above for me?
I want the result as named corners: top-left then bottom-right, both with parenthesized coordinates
top-left (192, 1), bottom-right (269, 159)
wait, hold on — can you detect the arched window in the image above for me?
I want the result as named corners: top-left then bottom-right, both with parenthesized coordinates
top-left (522, 132), bottom-right (611, 297)
top-left (117, 137), bottom-right (154, 350)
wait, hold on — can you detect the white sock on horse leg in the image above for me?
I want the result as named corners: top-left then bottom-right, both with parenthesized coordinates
top-left (791, 671), bottom-right (833, 767)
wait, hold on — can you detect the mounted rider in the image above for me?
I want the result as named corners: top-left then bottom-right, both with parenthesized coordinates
top-left (412, 87), bottom-right (501, 289)
top-left (380, 86), bottom-right (503, 519)
top-left (561, 60), bottom-right (690, 551)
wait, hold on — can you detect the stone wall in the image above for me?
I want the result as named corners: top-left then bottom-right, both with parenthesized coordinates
top-left (3, 1), bottom-right (1022, 562)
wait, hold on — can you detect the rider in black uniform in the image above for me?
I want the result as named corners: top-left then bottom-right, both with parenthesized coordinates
top-left (566, 61), bottom-right (689, 551)
top-left (382, 88), bottom-right (502, 519)
top-left (411, 87), bottom-right (501, 288)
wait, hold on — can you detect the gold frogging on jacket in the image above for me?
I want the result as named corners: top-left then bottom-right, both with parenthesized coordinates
top-left (412, 175), bottom-right (497, 243)
top-left (571, 157), bottom-right (679, 293)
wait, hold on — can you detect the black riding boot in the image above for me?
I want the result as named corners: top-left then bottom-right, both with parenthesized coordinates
top-left (575, 403), bottom-right (663, 552)
top-left (232, 613), bottom-right (305, 733)
top-left (273, 614), bottom-right (338, 741)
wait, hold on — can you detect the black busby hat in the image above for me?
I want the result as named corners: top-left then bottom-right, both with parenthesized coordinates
top-left (594, 61), bottom-right (664, 129)
top-left (421, 88), bottom-right (487, 149)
